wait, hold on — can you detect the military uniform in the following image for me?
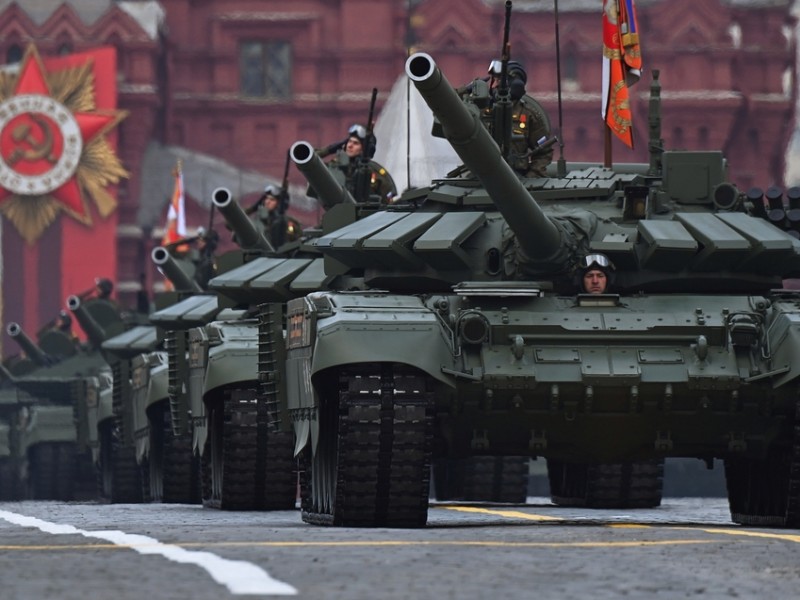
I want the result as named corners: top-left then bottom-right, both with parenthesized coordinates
top-left (511, 94), bottom-right (552, 177)
top-left (326, 153), bottom-right (397, 204)
top-left (481, 93), bottom-right (552, 177)
top-left (256, 206), bottom-right (302, 249)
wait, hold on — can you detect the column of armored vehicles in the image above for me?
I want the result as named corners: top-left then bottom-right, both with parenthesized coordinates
top-left (2, 51), bottom-right (800, 530)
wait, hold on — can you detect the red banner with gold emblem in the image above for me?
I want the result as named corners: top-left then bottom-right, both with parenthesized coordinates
top-left (0, 45), bottom-right (127, 345)
top-left (601, 0), bottom-right (642, 149)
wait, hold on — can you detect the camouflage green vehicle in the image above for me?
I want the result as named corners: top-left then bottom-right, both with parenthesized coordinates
top-left (281, 52), bottom-right (800, 528)
top-left (2, 318), bottom-right (100, 500)
top-left (150, 188), bottom-right (295, 511)
top-left (68, 291), bottom-right (140, 502)
top-left (100, 248), bottom-right (206, 504)
top-left (163, 183), bottom-right (371, 511)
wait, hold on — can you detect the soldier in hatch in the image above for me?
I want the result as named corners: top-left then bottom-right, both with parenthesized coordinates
top-left (318, 124), bottom-right (397, 204)
top-left (254, 185), bottom-right (302, 248)
top-left (579, 253), bottom-right (615, 294)
top-left (485, 59), bottom-right (554, 177)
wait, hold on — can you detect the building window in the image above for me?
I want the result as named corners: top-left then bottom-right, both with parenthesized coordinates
top-left (240, 41), bottom-right (291, 99)
top-left (6, 44), bottom-right (23, 64)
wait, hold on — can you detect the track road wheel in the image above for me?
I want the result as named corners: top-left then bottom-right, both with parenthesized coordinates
top-left (724, 398), bottom-right (800, 528)
top-left (547, 458), bottom-right (664, 509)
top-left (300, 364), bottom-right (434, 528)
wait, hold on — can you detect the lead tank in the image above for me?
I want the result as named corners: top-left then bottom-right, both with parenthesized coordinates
top-left (283, 52), bottom-right (800, 528)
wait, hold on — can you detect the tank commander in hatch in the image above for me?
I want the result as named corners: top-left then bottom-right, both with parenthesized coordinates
top-left (94, 277), bottom-right (114, 300)
top-left (580, 253), bottom-right (615, 294)
top-left (457, 60), bottom-right (554, 178)
top-left (487, 59), bottom-right (554, 177)
top-left (191, 226), bottom-right (220, 289)
top-left (316, 123), bottom-right (397, 205)
top-left (255, 185), bottom-right (301, 249)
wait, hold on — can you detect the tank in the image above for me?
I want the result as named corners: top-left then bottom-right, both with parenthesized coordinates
top-left (100, 247), bottom-right (207, 504)
top-left (2, 317), bottom-right (100, 501)
top-left (67, 292), bottom-right (142, 502)
top-left (149, 188), bottom-right (307, 511)
top-left (159, 183), bottom-right (376, 511)
top-left (281, 52), bottom-right (800, 528)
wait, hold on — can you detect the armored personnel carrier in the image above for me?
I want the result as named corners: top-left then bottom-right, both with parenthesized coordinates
top-left (282, 52), bottom-right (800, 528)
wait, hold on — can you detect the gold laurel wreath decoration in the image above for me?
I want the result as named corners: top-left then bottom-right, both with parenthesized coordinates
top-left (0, 46), bottom-right (128, 243)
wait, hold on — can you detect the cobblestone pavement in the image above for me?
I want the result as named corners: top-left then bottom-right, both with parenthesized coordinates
top-left (1, 497), bottom-right (799, 600)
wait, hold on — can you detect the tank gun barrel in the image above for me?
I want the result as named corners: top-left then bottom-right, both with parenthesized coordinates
top-left (211, 187), bottom-right (275, 254)
top-left (405, 52), bottom-right (562, 260)
top-left (290, 141), bottom-right (357, 210)
top-left (6, 322), bottom-right (49, 366)
top-left (66, 295), bottom-right (107, 348)
top-left (151, 246), bottom-right (203, 293)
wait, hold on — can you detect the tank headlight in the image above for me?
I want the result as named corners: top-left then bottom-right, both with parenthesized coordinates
top-left (459, 312), bottom-right (490, 345)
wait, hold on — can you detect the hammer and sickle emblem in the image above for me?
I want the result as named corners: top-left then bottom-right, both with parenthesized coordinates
top-left (7, 114), bottom-right (57, 166)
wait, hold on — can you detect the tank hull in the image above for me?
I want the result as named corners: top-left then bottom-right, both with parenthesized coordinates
top-left (288, 289), bottom-right (800, 527)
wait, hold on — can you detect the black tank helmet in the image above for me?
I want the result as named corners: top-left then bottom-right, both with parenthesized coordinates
top-left (487, 59), bottom-right (527, 83)
top-left (577, 253), bottom-right (616, 292)
top-left (95, 277), bottom-right (113, 299)
top-left (488, 59), bottom-right (527, 99)
top-left (57, 310), bottom-right (72, 330)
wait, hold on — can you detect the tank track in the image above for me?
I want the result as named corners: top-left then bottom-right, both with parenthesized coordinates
top-left (29, 442), bottom-right (76, 501)
top-left (0, 457), bottom-right (23, 500)
top-left (98, 421), bottom-right (143, 503)
top-left (204, 388), bottom-right (296, 510)
top-left (433, 456), bottom-right (529, 503)
top-left (547, 459), bottom-right (664, 509)
top-left (147, 405), bottom-right (200, 504)
top-left (301, 364), bottom-right (434, 527)
top-left (725, 397), bottom-right (800, 528)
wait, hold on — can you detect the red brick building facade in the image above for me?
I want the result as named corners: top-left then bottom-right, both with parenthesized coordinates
top-left (0, 0), bottom-right (796, 333)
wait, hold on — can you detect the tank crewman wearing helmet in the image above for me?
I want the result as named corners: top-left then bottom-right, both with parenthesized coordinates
top-left (95, 277), bottom-right (114, 300)
top-left (484, 59), bottom-right (554, 177)
top-left (55, 310), bottom-right (73, 332)
top-left (255, 185), bottom-right (302, 248)
top-left (579, 253), bottom-right (615, 294)
top-left (320, 124), bottom-right (397, 204)
top-left (191, 226), bottom-right (220, 289)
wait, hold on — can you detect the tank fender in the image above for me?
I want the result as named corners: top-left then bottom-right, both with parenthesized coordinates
top-left (765, 302), bottom-right (800, 388)
top-left (201, 322), bottom-right (259, 395)
top-left (0, 422), bottom-right (10, 458)
top-left (309, 314), bottom-right (456, 388)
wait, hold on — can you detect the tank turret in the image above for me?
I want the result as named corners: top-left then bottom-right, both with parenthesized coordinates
top-left (290, 141), bottom-right (357, 209)
top-left (67, 295), bottom-right (107, 348)
top-left (405, 52), bottom-right (562, 261)
top-left (6, 322), bottom-right (50, 366)
top-left (151, 246), bottom-right (203, 294)
top-left (211, 187), bottom-right (275, 254)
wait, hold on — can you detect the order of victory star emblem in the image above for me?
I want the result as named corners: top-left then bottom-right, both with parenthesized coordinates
top-left (0, 45), bottom-right (128, 243)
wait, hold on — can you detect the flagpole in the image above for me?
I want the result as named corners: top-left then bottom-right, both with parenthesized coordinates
top-left (604, 124), bottom-right (612, 168)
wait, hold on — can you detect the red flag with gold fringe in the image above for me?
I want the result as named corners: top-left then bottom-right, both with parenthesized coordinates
top-left (602, 0), bottom-right (642, 148)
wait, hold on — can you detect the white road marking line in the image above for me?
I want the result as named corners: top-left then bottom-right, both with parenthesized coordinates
top-left (0, 509), bottom-right (297, 596)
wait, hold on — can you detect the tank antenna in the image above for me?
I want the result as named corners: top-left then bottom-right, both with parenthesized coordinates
top-left (554, 0), bottom-right (567, 177)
